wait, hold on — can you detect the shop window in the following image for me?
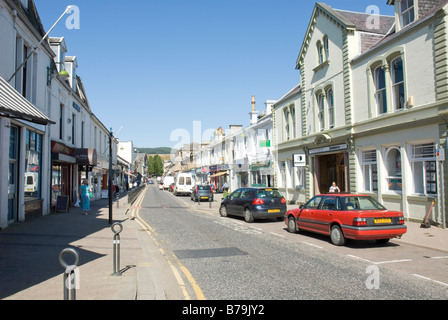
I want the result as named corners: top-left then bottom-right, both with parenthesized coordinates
top-left (361, 150), bottom-right (378, 192)
top-left (25, 130), bottom-right (43, 201)
top-left (385, 147), bottom-right (402, 192)
top-left (411, 143), bottom-right (436, 195)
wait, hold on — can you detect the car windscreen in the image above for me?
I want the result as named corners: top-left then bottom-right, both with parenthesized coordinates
top-left (198, 185), bottom-right (211, 191)
top-left (257, 189), bottom-right (283, 198)
top-left (341, 196), bottom-right (387, 210)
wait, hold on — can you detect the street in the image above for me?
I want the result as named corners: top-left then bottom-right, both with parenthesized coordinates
top-left (132, 185), bottom-right (448, 300)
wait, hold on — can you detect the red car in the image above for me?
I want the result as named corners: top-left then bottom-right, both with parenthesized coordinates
top-left (285, 194), bottom-right (407, 246)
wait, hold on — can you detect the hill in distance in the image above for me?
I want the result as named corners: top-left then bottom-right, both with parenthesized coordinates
top-left (135, 147), bottom-right (174, 155)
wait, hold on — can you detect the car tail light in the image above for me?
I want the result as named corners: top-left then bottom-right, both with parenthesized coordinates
top-left (281, 197), bottom-right (286, 204)
top-left (353, 217), bottom-right (367, 226)
top-left (252, 198), bottom-right (264, 205)
top-left (398, 216), bottom-right (404, 224)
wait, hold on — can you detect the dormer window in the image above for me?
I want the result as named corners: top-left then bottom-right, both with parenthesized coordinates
top-left (400, 0), bottom-right (415, 28)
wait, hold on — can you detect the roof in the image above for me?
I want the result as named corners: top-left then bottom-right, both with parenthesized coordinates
top-left (0, 76), bottom-right (54, 125)
top-left (273, 83), bottom-right (302, 107)
top-left (296, 2), bottom-right (395, 69)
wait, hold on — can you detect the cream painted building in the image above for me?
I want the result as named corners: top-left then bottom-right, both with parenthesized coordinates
top-left (273, 1), bottom-right (447, 227)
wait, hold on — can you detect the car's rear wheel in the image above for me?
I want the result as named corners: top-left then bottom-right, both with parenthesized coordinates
top-left (219, 205), bottom-right (228, 217)
top-left (330, 225), bottom-right (345, 246)
top-left (287, 216), bottom-right (297, 233)
top-left (244, 209), bottom-right (254, 223)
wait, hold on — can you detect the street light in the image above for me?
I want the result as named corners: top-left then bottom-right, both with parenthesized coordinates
top-left (8, 5), bottom-right (74, 83)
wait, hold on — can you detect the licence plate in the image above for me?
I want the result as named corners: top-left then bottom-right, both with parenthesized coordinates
top-left (268, 209), bottom-right (280, 213)
top-left (374, 218), bottom-right (391, 224)
top-left (201, 196), bottom-right (208, 199)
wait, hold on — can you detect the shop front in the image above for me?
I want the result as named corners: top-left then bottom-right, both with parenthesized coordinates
top-left (51, 141), bottom-right (76, 208)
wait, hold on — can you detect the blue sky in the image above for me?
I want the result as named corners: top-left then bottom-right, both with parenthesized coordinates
top-left (34, 0), bottom-right (393, 148)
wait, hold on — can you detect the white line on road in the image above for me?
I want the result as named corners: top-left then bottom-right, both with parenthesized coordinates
top-left (303, 242), bottom-right (323, 249)
top-left (412, 274), bottom-right (448, 287)
top-left (346, 254), bottom-right (412, 265)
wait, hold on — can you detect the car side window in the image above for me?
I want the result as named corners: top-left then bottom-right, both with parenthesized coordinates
top-left (321, 196), bottom-right (336, 210)
top-left (241, 189), bottom-right (254, 199)
top-left (304, 196), bottom-right (323, 209)
top-left (230, 189), bottom-right (242, 199)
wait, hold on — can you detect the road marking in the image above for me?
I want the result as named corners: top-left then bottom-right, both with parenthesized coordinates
top-left (303, 242), bottom-right (323, 249)
top-left (346, 254), bottom-right (412, 265)
top-left (412, 274), bottom-right (448, 287)
top-left (132, 187), bottom-right (206, 300)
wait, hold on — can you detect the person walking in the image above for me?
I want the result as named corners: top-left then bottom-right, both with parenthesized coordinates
top-left (80, 179), bottom-right (91, 215)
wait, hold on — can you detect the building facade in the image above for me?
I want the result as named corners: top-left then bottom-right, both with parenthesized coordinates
top-left (273, 1), bottom-right (447, 227)
top-left (0, 0), bottom-right (118, 229)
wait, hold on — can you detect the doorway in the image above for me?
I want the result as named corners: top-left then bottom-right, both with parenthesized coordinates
top-left (314, 152), bottom-right (348, 195)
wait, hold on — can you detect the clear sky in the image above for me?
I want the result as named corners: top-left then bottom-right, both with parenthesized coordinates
top-left (34, 0), bottom-right (393, 149)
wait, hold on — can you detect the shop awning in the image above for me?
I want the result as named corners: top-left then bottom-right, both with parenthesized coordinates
top-left (210, 172), bottom-right (228, 178)
top-left (0, 76), bottom-right (55, 125)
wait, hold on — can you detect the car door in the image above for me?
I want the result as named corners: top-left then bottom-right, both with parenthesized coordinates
top-left (297, 196), bottom-right (323, 232)
top-left (318, 196), bottom-right (338, 235)
top-left (226, 189), bottom-right (242, 214)
top-left (237, 188), bottom-right (254, 216)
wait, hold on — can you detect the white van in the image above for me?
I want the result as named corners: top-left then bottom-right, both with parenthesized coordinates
top-left (163, 176), bottom-right (175, 190)
top-left (24, 172), bottom-right (39, 196)
top-left (174, 173), bottom-right (195, 196)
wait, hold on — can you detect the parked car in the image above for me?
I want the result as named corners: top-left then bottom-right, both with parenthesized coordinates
top-left (285, 194), bottom-right (407, 246)
top-left (219, 188), bottom-right (286, 223)
top-left (191, 184), bottom-right (213, 202)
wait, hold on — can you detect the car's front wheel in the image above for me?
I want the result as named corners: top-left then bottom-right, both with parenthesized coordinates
top-left (330, 225), bottom-right (345, 246)
top-left (287, 216), bottom-right (297, 233)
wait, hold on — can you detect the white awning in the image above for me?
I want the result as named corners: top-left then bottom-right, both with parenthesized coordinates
top-left (0, 76), bottom-right (54, 125)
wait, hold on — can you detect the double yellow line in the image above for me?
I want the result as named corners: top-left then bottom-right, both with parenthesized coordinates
top-left (130, 187), bottom-right (206, 300)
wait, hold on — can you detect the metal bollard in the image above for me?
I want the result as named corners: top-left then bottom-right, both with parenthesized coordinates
top-left (111, 222), bottom-right (123, 276)
top-left (59, 248), bottom-right (80, 300)
top-left (209, 196), bottom-right (212, 208)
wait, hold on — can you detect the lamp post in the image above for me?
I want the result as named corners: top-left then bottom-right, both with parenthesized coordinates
top-left (8, 5), bottom-right (73, 83)
top-left (109, 128), bottom-right (113, 225)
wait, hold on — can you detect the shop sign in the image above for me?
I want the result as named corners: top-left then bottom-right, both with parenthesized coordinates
top-left (250, 161), bottom-right (271, 171)
top-left (309, 143), bottom-right (348, 155)
top-left (293, 154), bottom-right (306, 167)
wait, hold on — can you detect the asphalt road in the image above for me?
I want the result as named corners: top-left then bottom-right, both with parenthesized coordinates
top-left (136, 185), bottom-right (448, 300)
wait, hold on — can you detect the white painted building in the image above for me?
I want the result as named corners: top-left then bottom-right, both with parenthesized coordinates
top-left (273, 1), bottom-right (447, 227)
top-left (0, 0), bottom-right (118, 228)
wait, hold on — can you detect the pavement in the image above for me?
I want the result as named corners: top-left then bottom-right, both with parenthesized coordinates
top-left (0, 186), bottom-right (447, 300)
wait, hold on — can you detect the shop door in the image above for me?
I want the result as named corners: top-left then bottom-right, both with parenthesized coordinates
top-left (8, 126), bottom-right (19, 222)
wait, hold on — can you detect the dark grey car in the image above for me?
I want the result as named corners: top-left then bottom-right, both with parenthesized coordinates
top-left (191, 184), bottom-right (214, 202)
top-left (219, 188), bottom-right (286, 223)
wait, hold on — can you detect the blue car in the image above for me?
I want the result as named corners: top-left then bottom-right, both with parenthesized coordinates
top-left (219, 188), bottom-right (287, 223)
